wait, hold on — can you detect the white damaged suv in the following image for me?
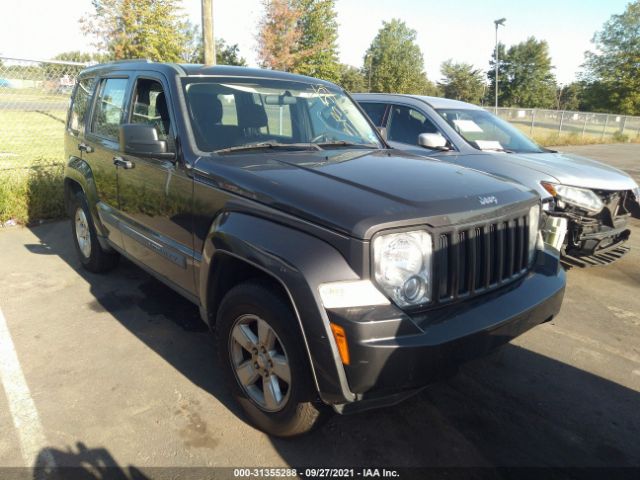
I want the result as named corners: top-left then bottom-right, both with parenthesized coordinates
top-left (355, 94), bottom-right (640, 267)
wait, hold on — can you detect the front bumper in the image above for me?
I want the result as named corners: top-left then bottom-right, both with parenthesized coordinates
top-left (326, 249), bottom-right (565, 413)
top-left (542, 211), bottom-right (631, 267)
top-left (542, 189), bottom-right (638, 265)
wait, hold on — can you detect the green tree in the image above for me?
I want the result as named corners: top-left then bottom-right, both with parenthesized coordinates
top-left (438, 60), bottom-right (485, 104)
top-left (488, 37), bottom-right (557, 108)
top-left (217, 40), bottom-right (247, 66)
top-left (292, 0), bottom-right (340, 82)
top-left (184, 30), bottom-right (247, 66)
top-left (363, 19), bottom-right (433, 94)
top-left (581, 1), bottom-right (640, 114)
top-left (53, 51), bottom-right (94, 63)
top-left (556, 82), bottom-right (583, 111)
top-left (81, 0), bottom-right (193, 62)
top-left (256, 0), bottom-right (339, 80)
top-left (337, 64), bottom-right (366, 92)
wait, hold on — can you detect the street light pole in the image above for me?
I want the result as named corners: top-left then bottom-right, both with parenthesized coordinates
top-left (494, 18), bottom-right (506, 113)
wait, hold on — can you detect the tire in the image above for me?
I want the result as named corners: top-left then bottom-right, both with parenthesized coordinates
top-left (70, 191), bottom-right (119, 273)
top-left (216, 281), bottom-right (327, 437)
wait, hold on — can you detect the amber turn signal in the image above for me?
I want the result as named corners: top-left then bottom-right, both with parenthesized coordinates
top-left (329, 323), bottom-right (350, 365)
top-left (541, 182), bottom-right (557, 197)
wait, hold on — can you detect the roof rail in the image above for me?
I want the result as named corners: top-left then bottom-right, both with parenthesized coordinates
top-left (104, 59), bottom-right (153, 64)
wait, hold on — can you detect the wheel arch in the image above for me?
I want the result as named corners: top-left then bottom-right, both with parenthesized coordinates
top-left (64, 157), bottom-right (109, 240)
top-left (199, 211), bottom-right (359, 404)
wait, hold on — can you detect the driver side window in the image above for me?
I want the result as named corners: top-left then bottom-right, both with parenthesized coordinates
top-left (131, 79), bottom-right (172, 143)
top-left (388, 105), bottom-right (440, 145)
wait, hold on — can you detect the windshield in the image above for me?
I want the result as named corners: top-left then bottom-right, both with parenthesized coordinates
top-left (436, 108), bottom-right (545, 154)
top-left (182, 78), bottom-right (382, 152)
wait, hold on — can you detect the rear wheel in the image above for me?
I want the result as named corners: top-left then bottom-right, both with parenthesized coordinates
top-left (70, 191), bottom-right (119, 273)
top-left (216, 282), bottom-right (326, 437)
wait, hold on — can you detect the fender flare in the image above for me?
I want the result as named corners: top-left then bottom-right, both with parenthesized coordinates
top-left (199, 211), bottom-right (359, 404)
top-left (64, 156), bottom-right (110, 240)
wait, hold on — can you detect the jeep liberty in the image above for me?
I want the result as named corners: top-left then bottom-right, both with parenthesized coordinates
top-left (64, 61), bottom-right (565, 436)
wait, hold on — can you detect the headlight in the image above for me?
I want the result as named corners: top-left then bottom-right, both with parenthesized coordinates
top-left (528, 204), bottom-right (541, 263)
top-left (541, 182), bottom-right (604, 214)
top-left (373, 230), bottom-right (432, 307)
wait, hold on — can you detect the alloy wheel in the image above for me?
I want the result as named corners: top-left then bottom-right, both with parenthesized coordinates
top-left (229, 314), bottom-right (292, 412)
top-left (74, 207), bottom-right (91, 259)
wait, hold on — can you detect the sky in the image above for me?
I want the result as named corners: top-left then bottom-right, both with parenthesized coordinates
top-left (0, 0), bottom-right (632, 84)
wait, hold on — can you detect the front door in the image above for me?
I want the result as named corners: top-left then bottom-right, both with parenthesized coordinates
top-left (116, 74), bottom-right (195, 296)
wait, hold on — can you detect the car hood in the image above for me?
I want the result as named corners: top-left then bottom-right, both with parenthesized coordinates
top-left (506, 151), bottom-right (638, 191)
top-left (194, 149), bottom-right (536, 239)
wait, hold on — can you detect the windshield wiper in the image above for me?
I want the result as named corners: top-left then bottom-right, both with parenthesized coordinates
top-left (215, 142), bottom-right (321, 154)
top-left (478, 146), bottom-right (515, 153)
top-left (314, 140), bottom-right (378, 149)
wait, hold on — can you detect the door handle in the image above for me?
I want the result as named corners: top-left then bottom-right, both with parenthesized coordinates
top-left (78, 143), bottom-right (94, 153)
top-left (113, 156), bottom-right (134, 169)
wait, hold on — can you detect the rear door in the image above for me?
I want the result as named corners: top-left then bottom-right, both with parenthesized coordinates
top-left (84, 74), bottom-right (132, 249)
top-left (116, 73), bottom-right (195, 296)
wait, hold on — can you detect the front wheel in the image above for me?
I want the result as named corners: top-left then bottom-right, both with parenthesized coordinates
top-left (216, 282), bottom-right (327, 437)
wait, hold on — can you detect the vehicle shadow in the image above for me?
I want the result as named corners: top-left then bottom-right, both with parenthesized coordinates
top-left (26, 221), bottom-right (640, 469)
top-left (25, 220), bottom-right (243, 423)
top-left (271, 343), bottom-right (640, 468)
top-left (33, 442), bottom-right (149, 480)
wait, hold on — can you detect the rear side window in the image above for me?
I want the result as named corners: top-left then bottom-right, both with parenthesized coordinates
top-left (360, 102), bottom-right (387, 126)
top-left (91, 78), bottom-right (128, 140)
top-left (68, 77), bottom-right (95, 135)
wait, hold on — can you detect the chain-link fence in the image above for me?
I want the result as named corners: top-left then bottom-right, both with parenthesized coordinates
top-left (0, 57), bottom-right (89, 224)
top-left (0, 57), bottom-right (89, 167)
top-left (489, 107), bottom-right (640, 143)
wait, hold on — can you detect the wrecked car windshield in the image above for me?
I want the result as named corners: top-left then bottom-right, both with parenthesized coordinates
top-left (436, 108), bottom-right (545, 154)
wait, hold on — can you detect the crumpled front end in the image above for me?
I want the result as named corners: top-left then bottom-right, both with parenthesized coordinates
top-left (542, 188), bottom-right (638, 267)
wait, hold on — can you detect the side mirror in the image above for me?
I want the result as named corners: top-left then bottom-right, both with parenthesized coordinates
top-left (418, 133), bottom-right (449, 151)
top-left (119, 124), bottom-right (175, 160)
top-left (377, 126), bottom-right (388, 140)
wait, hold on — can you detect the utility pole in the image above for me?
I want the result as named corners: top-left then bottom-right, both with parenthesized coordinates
top-left (202, 0), bottom-right (216, 65)
top-left (556, 83), bottom-right (564, 110)
top-left (494, 18), bottom-right (506, 113)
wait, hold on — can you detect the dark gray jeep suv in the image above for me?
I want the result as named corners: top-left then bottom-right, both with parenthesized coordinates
top-left (63, 61), bottom-right (565, 436)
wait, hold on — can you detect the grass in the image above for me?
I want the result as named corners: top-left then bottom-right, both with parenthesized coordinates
top-left (0, 160), bottom-right (65, 224)
top-left (532, 132), bottom-right (640, 147)
top-left (508, 119), bottom-right (640, 147)
top-left (0, 109), bottom-right (66, 224)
